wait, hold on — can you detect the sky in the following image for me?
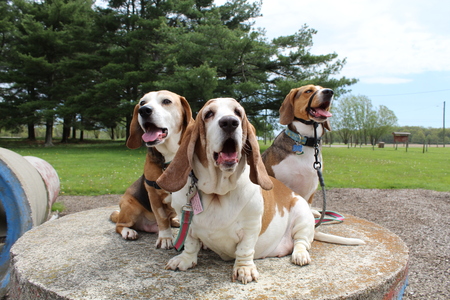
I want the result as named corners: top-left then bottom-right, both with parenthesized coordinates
top-left (216, 0), bottom-right (450, 128)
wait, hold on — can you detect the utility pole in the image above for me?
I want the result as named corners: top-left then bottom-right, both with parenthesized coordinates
top-left (444, 101), bottom-right (446, 147)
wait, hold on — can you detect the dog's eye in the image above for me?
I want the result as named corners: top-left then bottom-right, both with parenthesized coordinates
top-left (305, 90), bottom-right (313, 94)
top-left (140, 100), bottom-right (146, 106)
top-left (234, 109), bottom-right (242, 118)
top-left (204, 110), bottom-right (214, 119)
top-left (162, 99), bottom-right (172, 105)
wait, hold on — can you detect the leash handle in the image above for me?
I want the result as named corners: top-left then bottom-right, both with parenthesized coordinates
top-left (315, 210), bottom-right (344, 225)
top-left (174, 205), bottom-right (193, 251)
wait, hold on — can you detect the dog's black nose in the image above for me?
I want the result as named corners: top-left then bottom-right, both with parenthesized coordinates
top-left (219, 116), bottom-right (239, 133)
top-left (322, 89), bottom-right (334, 96)
top-left (139, 106), bottom-right (152, 117)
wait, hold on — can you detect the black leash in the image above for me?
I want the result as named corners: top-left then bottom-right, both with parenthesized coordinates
top-left (293, 89), bottom-right (327, 228)
top-left (312, 122), bottom-right (326, 228)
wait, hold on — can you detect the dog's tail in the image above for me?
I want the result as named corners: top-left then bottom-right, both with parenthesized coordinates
top-left (314, 231), bottom-right (365, 245)
top-left (110, 210), bottom-right (120, 223)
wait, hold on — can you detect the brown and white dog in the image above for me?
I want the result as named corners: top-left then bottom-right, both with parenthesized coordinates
top-left (110, 90), bottom-right (193, 249)
top-left (157, 98), bottom-right (315, 284)
top-left (262, 85), bottom-right (364, 245)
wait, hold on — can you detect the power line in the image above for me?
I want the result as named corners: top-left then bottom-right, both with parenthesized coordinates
top-left (367, 88), bottom-right (450, 97)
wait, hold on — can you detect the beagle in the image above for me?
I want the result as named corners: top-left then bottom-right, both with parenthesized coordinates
top-left (110, 90), bottom-right (193, 249)
top-left (262, 85), bottom-right (364, 245)
top-left (157, 98), bottom-right (315, 284)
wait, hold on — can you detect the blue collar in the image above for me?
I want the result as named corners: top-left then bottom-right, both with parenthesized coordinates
top-left (284, 128), bottom-right (321, 147)
top-left (285, 128), bottom-right (308, 144)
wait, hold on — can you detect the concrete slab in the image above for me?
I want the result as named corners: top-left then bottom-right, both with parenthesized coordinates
top-left (9, 206), bottom-right (408, 299)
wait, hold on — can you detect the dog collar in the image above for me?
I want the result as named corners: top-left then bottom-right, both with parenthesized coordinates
top-left (284, 128), bottom-right (321, 148)
top-left (143, 161), bottom-right (171, 190)
top-left (144, 178), bottom-right (162, 189)
top-left (293, 117), bottom-right (316, 125)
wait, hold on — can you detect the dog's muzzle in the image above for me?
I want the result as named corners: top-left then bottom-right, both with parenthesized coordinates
top-left (214, 115), bottom-right (240, 168)
top-left (307, 89), bottom-right (333, 120)
top-left (138, 106), bottom-right (168, 145)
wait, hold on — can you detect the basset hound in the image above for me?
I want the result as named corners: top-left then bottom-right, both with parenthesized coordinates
top-left (110, 90), bottom-right (193, 249)
top-left (262, 85), bottom-right (364, 245)
top-left (157, 98), bottom-right (316, 284)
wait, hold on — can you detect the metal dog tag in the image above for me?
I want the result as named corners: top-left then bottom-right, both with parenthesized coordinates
top-left (292, 144), bottom-right (304, 155)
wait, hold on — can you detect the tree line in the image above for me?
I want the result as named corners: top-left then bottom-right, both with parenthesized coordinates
top-left (331, 94), bottom-right (398, 145)
top-left (0, 0), bottom-right (357, 146)
top-left (325, 95), bottom-right (448, 146)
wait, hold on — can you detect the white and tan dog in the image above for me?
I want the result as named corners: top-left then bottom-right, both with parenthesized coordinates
top-left (263, 85), bottom-right (333, 204)
top-left (157, 98), bottom-right (315, 284)
top-left (110, 90), bottom-right (193, 249)
top-left (262, 85), bottom-right (364, 245)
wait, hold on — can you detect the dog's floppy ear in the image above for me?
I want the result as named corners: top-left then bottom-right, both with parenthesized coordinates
top-left (279, 88), bottom-right (299, 125)
top-left (126, 103), bottom-right (144, 149)
top-left (179, 95), bottom-right (194, 139)
top-left (243, 117), bottom-right (273, 191)
top-left (156, 122), bottom-right (199, 192)
top-left (323, 120), bottom-right (332, 131)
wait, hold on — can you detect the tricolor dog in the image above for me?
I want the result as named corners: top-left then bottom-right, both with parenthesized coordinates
top-left (262, 85), bottom-right (364, 245)
top-left (110, 90), bottom-right (193, 249)
top-left (157, 98), bottom-right (315, 284)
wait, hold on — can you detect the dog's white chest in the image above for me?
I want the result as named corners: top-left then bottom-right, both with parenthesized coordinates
top-left (271, 148), bottom-right (320, 200)
top-left (189, 182), bottom-right (264, 260)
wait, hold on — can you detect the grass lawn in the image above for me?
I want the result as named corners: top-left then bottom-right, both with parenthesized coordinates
top-left (2, 139), bottom-right (449, 195)
top-left (320, 145), bottom-right (449, 191)
top-left (3, 140), bottom-right (147, 195)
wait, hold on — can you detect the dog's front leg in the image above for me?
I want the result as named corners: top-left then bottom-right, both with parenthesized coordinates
top-left (291, 209), bottom-right (315, 266)
top-left (233, 250), bottom-right (258, 284)
top-left (147, 188), bottom-right (174, 249)
top-left (232, 222), bottom-right (260, 284)
top-left (156, 228), bottom-right (174, 249)
top-left (165, 233), bottom-right (201, 271)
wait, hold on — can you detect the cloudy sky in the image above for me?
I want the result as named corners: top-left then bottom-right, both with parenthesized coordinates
top-left (217, 0), bottom-right (450, 127)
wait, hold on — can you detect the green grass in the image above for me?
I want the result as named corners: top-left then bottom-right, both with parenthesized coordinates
top-left (3, 140), bottom-right (147, 195)
top-left (321, 145), bottom-right (450, 191)
top-left (2, 139), bottom-right (449, 196)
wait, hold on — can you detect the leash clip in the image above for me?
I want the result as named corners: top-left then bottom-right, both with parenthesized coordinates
top-left (181, 203), bottom-right (193, 212)
top-left (186, 171), bottom-right (198, 201)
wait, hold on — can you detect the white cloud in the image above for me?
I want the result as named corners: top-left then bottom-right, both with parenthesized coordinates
top-left (361, 77), bottom-right (413, 85)
top-left (249, 0), bottom-right (450, 80)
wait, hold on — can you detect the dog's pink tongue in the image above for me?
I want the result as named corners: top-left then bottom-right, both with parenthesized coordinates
top-left (142, 129), bottom-right (164, 143)
top-left (217, 152), bottom-right (239, 164)
top-left (314, 108), bottom-right (332, 118)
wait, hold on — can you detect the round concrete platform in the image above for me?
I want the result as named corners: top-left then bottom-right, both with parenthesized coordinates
top-left (9, 206), bottom-right (408, 299)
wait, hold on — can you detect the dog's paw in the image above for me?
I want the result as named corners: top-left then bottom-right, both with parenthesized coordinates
top-left (165, 254), bottom-right (197, 271)
top-left (311, 209), bottom-right (321, 218)
top-left (291, 248), bottom-right (311, 266)
top-left (121, 228), bottom-right (138, 240)
top-left (156, 228), bottom-right (173, 249)
top-left (232, 263), bottom-right (259, 284)
top-left (156, 237), bottom-right (174, 249)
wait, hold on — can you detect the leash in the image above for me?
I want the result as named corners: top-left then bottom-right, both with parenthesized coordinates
top-left (289, 90), bottom-right (328, 227)
top-left (314, 210), bottom-right (344, 225)
top-left (311, 122), bottom-right (327, 228)
top-left (173, 171), bottom-right (203, 251)
top-left (284, 123), bottom-right (328, 227)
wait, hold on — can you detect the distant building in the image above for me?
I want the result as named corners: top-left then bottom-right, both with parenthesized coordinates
top-left (392, 132), bottom-right (411, 147)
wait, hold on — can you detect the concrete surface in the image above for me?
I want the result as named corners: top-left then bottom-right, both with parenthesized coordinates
top-left (9, 206), bottom-right (408, 299)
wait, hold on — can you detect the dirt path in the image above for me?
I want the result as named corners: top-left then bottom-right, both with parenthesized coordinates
top-left (57, 188), bottom-right (449, 299)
